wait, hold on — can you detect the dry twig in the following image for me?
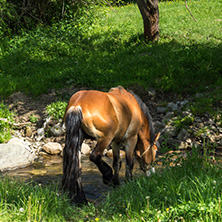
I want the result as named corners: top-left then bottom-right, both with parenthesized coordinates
top-left (185, 0), bottom-right (197, 22)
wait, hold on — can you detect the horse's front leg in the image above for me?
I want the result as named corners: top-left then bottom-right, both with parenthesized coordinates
top-left (124, 136), bottom-right (137, 181)
top-left (89, 137), bottom-right (114, 185)
top-left (112, 142), bottom-right (122, 186)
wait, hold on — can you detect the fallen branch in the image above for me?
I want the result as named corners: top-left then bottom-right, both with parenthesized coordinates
top-left (0, 118), bottom-right (31, 128)
top-left (185, 0), bottom-right (197, 22)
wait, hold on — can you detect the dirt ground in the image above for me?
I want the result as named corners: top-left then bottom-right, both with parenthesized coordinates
top-left (3, 85), bottom-right (186, 134)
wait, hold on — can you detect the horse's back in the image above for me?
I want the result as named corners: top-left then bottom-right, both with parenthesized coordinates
top-left (65, 88), bottom-right (142, 141)
top-left (66, 90), bottom-right (119, 139)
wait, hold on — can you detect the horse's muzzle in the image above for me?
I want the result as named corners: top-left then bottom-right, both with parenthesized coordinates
top-left (145, 167), bottom-right (155, 177)
top-left (141, 164), bottom-right (156, 177)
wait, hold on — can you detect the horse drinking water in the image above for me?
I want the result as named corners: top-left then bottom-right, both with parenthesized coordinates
top-left (62, 86), bottom-right (160, 204)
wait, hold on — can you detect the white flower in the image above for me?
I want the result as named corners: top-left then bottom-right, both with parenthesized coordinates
top-left (19, 208), bottom-right (24, 212)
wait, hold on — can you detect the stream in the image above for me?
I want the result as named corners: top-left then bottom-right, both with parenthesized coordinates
top-left (1, 154), bottom-right (144, 202)
top-left (2, 150), bottom-right (211, 202)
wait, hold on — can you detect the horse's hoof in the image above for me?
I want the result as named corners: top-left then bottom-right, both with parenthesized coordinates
top-left (102, 176), bottom-right (115, 186)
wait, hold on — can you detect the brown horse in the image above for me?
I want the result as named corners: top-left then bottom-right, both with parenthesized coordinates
top-left (62, 86), bottom-right (160, 204)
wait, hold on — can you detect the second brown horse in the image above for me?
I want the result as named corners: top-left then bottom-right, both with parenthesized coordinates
top-left (62, 86), bottom-right (160, 204)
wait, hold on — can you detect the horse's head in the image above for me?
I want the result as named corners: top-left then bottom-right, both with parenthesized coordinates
top-left (135, 131), bottom-right (160, 176)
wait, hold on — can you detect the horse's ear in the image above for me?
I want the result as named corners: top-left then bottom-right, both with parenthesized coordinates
top-left (155, 132), bottom-right (161, 141)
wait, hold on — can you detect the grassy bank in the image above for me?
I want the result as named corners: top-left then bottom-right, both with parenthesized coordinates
top-left (0, 0), bottom-right (221, 99)
top-left (0, 148), bottom-right (222, 221)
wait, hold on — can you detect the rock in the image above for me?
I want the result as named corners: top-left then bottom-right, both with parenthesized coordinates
top-left (218, 127), bottom-right (222, 133)
top-left (25, 126), bottom-right (33, 138)
top-left (195, 117), bottom-right (202, 123)
top-left (177, 128), bottom-right (189, 141)
top-left (180, 100), bottom-right (189, 107)
top-left (154, 121), bottom-right (165, 133)
top-left (178, 141), bottom-right (189, 149)
top-left (163, 126), bottom-right (177, 137)
top-left (37, 128), bottom-right (45, 141)
top-left (49, 123), bottom-right (65, 137)
top-left (148, 90), bottom-right (156, 97)
top-left (42, 142), bottom-right (62, 155)
top-left (167, 102), bottom-right (177, 111)
top-left (0, 138), bottom-right (36, 171)
top-left (164, 112), bottom-right (175, 121)
top-left (166, 138), bottom-right (180, 147)
top-left (81, 143), bottom-right (91, 155)
top-left (157, 106), bottom-right (167, 114)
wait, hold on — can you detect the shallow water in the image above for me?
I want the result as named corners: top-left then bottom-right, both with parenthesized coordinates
top-left (1, 154), bottom-right (143, 201)
top-left (1, 150), bottom-right (198, 201)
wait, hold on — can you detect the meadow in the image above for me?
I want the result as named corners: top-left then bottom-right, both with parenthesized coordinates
top-left (0, 0), bottom-right (221, 99)
top-left (0, 0), bottom-right (222, 221)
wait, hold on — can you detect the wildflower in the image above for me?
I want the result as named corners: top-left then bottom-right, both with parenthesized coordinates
top-left (166, 208), bottom-right (170, 212)
top-left (95, 218), bottom-right (99, 221)
top-left (19, 208), bottom-right (24, 212)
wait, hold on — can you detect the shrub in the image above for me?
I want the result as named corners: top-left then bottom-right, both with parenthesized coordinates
top-left (0, 103), bottom-right (14, 143)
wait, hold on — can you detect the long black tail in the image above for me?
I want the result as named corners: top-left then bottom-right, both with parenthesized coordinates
top-left (62, 106), bottom-right (87, 204)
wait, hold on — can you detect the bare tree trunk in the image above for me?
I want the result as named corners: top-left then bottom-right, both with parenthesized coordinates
top-left (136, 0), bottom-right (159, 42)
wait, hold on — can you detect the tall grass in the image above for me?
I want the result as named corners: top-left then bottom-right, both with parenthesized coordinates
top-left (0, 148), bottom-right (221, 221)
top-left (101, 148), bottom-right (222, 221)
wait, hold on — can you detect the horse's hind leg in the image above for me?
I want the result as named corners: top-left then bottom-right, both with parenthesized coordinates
top-left (89, 137), bottom-right (114, 185)
top-left (112, 142), bottom-right (122, 186)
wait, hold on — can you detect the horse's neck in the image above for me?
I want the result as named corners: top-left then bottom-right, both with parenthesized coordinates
top-left (138, 130), bottom-right (150, 147)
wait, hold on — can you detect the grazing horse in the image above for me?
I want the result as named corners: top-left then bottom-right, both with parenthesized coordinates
top-left (62, 86), bottom-right (160, 204)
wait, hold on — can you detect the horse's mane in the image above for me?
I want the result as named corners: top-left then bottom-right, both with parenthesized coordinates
top-left (129, 90), bottom-right (156, 144)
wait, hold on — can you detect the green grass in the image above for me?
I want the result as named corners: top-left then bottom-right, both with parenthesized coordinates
top-left (0, 2), bottom-right (222, 220)
top-left (0, 0), bottom-right (221, 99)
top-left (0, 148), bottom-right (221, 221)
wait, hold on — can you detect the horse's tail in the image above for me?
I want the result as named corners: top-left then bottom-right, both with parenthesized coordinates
top-left (62, 106), bottom-right (87, 204)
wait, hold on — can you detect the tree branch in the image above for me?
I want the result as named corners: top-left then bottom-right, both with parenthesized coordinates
top-left (185, 0), bottom-right (197, 22)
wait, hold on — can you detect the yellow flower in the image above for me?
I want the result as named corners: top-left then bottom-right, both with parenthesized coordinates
top-left (95, 218), bottom-right (99, 221)
top-left (166, 208), bottom-right (170, 212)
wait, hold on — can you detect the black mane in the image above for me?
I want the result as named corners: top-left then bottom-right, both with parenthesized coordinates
top-left (129, 90), bottom-right (156, 144)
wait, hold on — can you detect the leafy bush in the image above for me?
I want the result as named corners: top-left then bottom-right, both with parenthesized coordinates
top-left (0, 0), bottom-right (117, 37)
top-left (46, 101), bottom-right (67, 120)
top-left (0, 103), bottom-right (14, 143)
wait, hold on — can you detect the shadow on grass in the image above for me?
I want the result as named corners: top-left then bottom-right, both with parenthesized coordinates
top-left (0, 30), bottom-right (222, 99)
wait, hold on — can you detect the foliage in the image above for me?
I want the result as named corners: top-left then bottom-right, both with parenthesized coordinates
top-left (29, 114), bottom-right (39, 123)
top-left (46, 101), bottom-right (67, 120)
top-left (0, 103), bottom-right (14, 143)
top-left (0, 0), bottom-right (125, 37)
top-left (172, 115), bottom-right (194, 133)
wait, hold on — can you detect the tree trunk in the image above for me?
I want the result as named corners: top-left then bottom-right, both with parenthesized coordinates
top-left (136, 0), bottom-right (159, 42)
